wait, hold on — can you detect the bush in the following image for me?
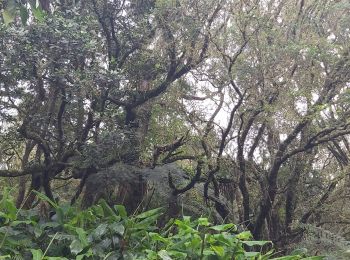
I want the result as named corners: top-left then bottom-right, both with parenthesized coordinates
top-left (0, 190), bottom-right (323, 259)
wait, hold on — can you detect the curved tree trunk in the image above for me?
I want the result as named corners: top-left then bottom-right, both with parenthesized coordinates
top-left (23, 147), bottom-right (43, 209)
top-left (16, 142), bottom-right (34, 207)
top-left (23, 172), bottom-right (41, 209)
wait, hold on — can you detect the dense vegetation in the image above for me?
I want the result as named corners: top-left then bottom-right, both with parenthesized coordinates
top-left (0, 190), bottom-right (323, 259)
top-left (0, 0), bottom-right (350, 258)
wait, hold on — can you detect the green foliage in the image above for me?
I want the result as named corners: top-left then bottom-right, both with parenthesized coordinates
top-left (1, 0), bottom-right (349, 257)
top-left (1, 0), bottom-right (46, 25)
top-left (290, 224), bottom-right (350, 259)
top-left (0, 191), bottom-right (323, 259)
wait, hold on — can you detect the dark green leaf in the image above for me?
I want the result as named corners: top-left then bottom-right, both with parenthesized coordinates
top-left (242, 240), bottom-right (272, 247)
top-left (114, 205), bottom-right (127, 218)
top-left (135, 207), bottom-right (163, 219)
top-left (209, 223), bottom-right (236, 232)
top-left (30, 249), bottom-right (43, 260)
top-left (70, 239), bottom-right (84, 255)
top-left (31, 7), bottom-right (45, 22)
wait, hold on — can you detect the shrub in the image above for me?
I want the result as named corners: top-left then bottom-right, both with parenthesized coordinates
top-left (0, 190), bottom-right (323, 259)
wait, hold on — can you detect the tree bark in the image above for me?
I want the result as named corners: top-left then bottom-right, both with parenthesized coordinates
top-left (16, 142), bottom-right (34, 207)
top-left (284, 153), bottom-right (311, 231)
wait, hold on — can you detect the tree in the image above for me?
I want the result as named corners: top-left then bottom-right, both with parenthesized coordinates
top-left (0, 0), bottom-right (225, 207)
top-left (1, 0), bottom-right (350, 250)
top-left (172, 0), bottom-right (350, 241)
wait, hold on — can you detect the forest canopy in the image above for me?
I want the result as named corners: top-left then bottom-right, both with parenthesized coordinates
top-left (0, 0), bottom-right (350, 257)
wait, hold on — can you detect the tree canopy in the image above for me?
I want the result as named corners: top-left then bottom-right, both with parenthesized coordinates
top-left (1, 0), bottom-right (350, 254)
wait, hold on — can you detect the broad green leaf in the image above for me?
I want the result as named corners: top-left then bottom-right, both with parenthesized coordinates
top-left (31, 7), bottom-right (45, 22)
top-left (271, 256), bottom-right (302, 260)
top-left (187, 234), bottom-right (201, 248)
top-left (209, 223), bottom-right (236, 232)
top-left (76, 249), bottom-right (93, 260)
top-left (133, 215), bottom-right (159, 229)
top-left (10, 220), bottom-right (34, 226)
top-left (202, 249), bottom-right (216, 256)
top-left (198, 217), bottom-right (210, 226)
top-left (236, 231), bottom-right (252, 240)
top-left (39, 221), bottom-right (60, 229)
top-left (174, 219), bottom-right (197, 233)
top-left (93, 223), bottom-right (108, 238)
top-left (114, 205), bottom-right (127, 218)
top-left (182, 216), bottom-right (191, 223)
top-left (210, 232), bottom-right (237, 246)
top-left (99, 199), bottom-right (120, 221)
top-left (242, 240), bottom-right (272, 247)
top-left (33, 191), bottom-right (58, 209)
top-left (65, 224), bottom-right (89, 246)
top-left (167, 250), bottom-right (187, 258)
top-left (145, 249), bottom-right (158, 258)
top-left (109, 222), bottom-right (125, 235)
top-left (54, 233), bottom-right (75, 241)
top-left (211, 245), bottom-right (225, 256)
top-left (30, 249), bottom-right (43, 260)
top-left (245, 251), bottom-right (261, 257)
top-left (149, 232), bottom-right (169, 243)
top-left (70, 239), bottom-right (84, 255)
top-left (135, 207), bottom-right (163, 219)
top-left (158, 250), bottom-right (172, 260)
top-left (75, 227), bottom-right (88, 247)
top-left (2, 199), bottom-right (17, 221)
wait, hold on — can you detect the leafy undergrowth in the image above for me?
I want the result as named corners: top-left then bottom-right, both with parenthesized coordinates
top-left (0, 190), bottom-right (323, 260)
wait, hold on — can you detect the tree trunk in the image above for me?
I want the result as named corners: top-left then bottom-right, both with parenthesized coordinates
top-left (123, 100), bottom-right (153, 165)
top-left (285, 154), bottom-right (308, 231)
top-left (16, 142), bottom-right (34, 207)
top-left (23, 172), bottom-right (41, 209)
top-left (23, 147), bottom-right (42, 209)
top-left (285, 125), bottom-right (312, 231)
top-left (253, 160), bottom-right (282, 239)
